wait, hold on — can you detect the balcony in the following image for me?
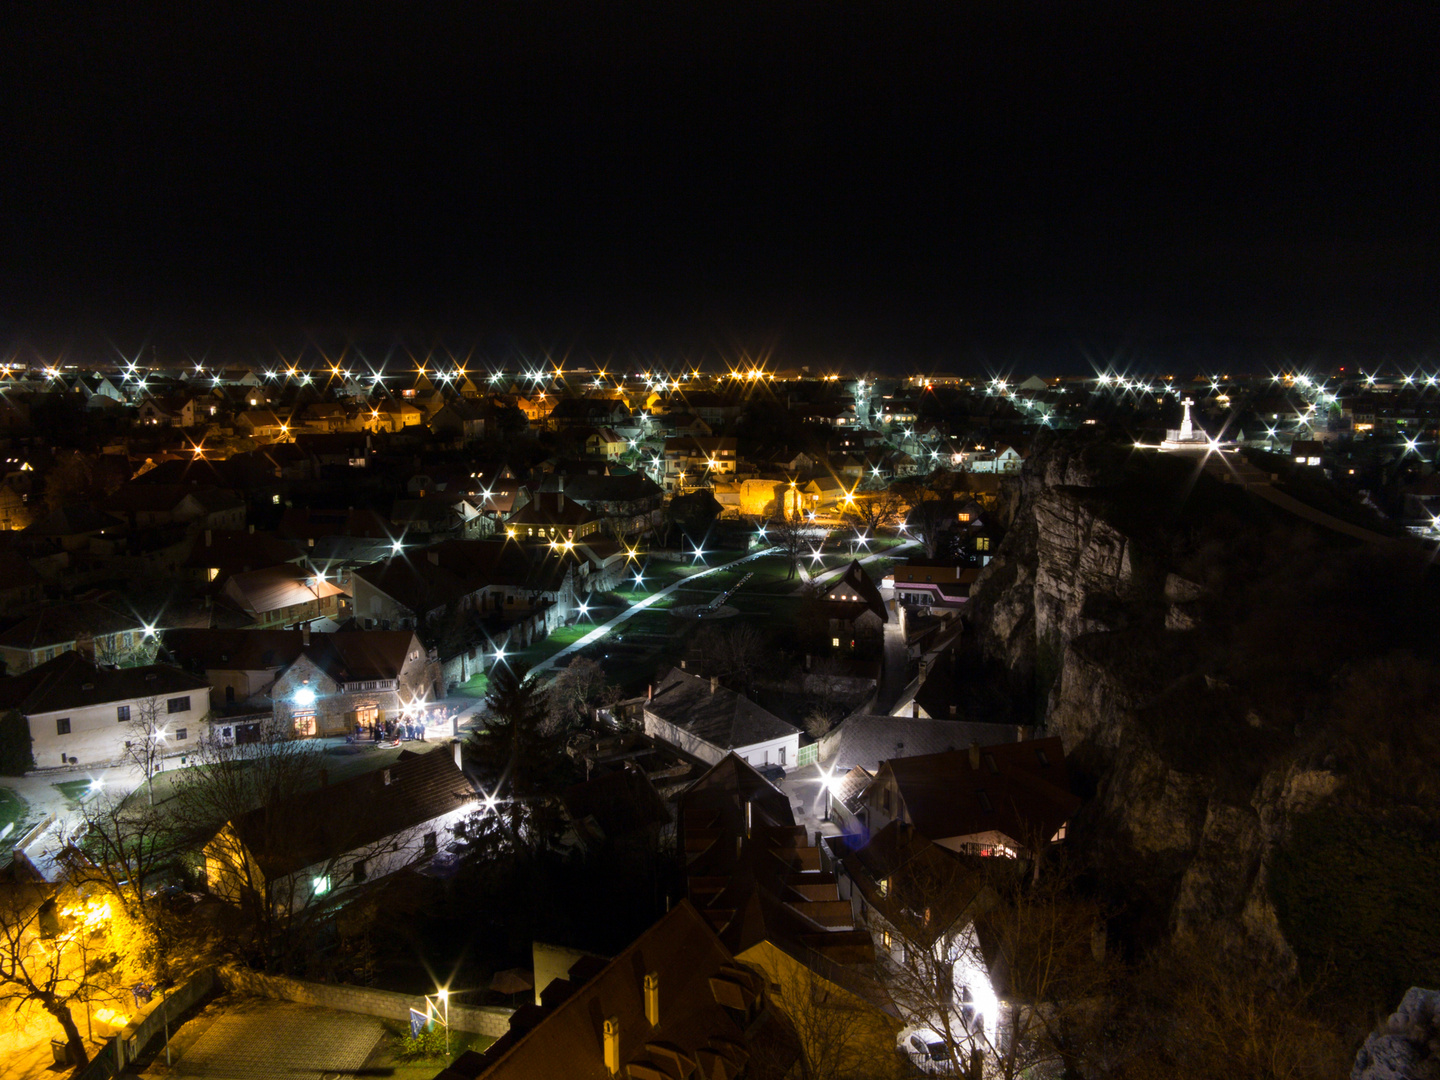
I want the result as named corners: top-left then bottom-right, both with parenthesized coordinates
top-left (342, 679), bottom-right (397, 693)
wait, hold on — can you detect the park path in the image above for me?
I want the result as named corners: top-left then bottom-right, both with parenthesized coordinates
top-left (791, 538), bottom-right (918, 595)
top-left (1196, 450), bottom-right (1393, 545)
top-left (526, 546), bottom-right (780, 676)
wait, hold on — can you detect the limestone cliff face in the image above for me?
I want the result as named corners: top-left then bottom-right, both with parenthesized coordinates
top-left (964, 435), bottom-right (1333, 962)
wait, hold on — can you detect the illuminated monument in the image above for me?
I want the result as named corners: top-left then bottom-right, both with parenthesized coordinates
top-left (1162, 396), bottom-right (1210, 449)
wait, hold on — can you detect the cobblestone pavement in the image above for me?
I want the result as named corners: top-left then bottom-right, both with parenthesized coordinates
top-left (163, 999), bottom-right (385, 1079)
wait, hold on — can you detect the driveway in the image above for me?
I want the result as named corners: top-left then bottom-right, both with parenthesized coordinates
top-left (155, 999), bottom-right (386, 1079)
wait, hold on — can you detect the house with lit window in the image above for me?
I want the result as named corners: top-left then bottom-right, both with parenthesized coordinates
top-left (266, 628), bottom-right (435, 737)
top-left (831, 821), bottom-right (1003, 1055)
top-left (860, 739), bottom-right (1078, 858)
top-left (674, 754), bottom-right (909, 1077)
top-left (502, 490), bottom-right (602, 542)
top-left (643, 667), bottom-right (800, 770)
top-left (205, 746), bottom-right (473, 914)
top-left (891, 560), bottom-right (981, 609)
top-left (661, 436), bottom-right (738, 491)
top-left (817, 560), bottom-right (889, 651)
top-left (0, 651), bottom-right (209, 768)
top-left (164, 625), bottom-right (429, 724)
top-left (219, 564), bottom-right (347, 629)
top-left (235, 410), bottom-right (290, 440)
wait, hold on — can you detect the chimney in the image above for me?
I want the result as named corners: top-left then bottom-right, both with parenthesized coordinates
top-left (556, 473), bottom-right (563, 494)
top-left (968, 743), bottom-right (980, 770)
top-left (301, 625), bottom-right (310, 646)
top-left (248, 523), bottom-right (255, 534)
top-left (647, 684), bottom-right (653, 702)
top-left (603, 1017), bottom-right (621, 1075)
top-left (205, 528), bottom-right (212, 547)
top-left (643, 973), bottom-right (660, 1027)
top-left (948, 704), bottom-right (957, 717)
top-left (710, 676), bottom-right (719, 695)
top-left (452, 738), bottom-right (463, 772)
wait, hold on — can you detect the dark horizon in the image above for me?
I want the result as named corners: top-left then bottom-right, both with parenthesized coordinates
top-left (5, 5), bottom-right (1439, 370)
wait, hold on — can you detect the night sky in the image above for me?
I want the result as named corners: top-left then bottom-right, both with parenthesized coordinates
top-left (4, 4), bottom-right (1439, 369)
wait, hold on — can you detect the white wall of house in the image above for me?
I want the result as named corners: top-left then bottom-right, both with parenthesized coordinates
top-left (29, 691), bottom-right (207, 768)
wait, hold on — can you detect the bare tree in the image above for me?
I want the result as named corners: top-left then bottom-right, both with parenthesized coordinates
top-left (121, 697), bottom-right (168, 807)
top-left (771, 502), bottom-right (823, 581)
top-left (696, 624), bottom-right (768, 695)
top-left (0, 882), bottom-right (137, 1068)
top-left (880, 845), bottom-right (1112, 1080)
top-left (843, 487), bottom-right (905, 537)
top-left (802, 656), bottom-right (849, 738)
top-left (67, 794), bottom-right (177, 925)
top-left (93, 633), bottom-right (158, 670)
top-left (167, 719), bottom-right (329, 969)
top-left (759, 958), bottom-right (909, 1080)
top-left (899, 488), bottom-right (955, 559)
top-left (1117, 932), bottom-right (1350, 1080)
top-left (543, 657), bottom-right (609, 734)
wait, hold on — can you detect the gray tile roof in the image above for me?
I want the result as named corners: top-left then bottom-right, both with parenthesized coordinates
top-left (820, 713), bottom-right (1025, 775)
top-left (0, 652), bottom-right (209, 714)
top-left (646, 669), bottom-right (799, 751)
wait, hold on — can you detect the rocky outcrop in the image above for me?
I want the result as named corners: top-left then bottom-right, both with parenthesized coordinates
top-left (963, 433), bottom-right (1339, 962)
top-left (1352, 987), bottom-right (1440, 1080)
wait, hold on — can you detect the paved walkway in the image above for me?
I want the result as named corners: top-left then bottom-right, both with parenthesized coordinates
top-left (526, 547), bottom-right (780, 676)
top-left (791, 539), bottom-right (917, 595)
top-left (152, 999), bottom-right (385, 1079)
top-left (1191, 448), bottom-right (1393, 545)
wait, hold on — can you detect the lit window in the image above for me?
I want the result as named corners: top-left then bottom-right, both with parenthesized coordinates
top-left (832, 637), bottom-right (840, 647)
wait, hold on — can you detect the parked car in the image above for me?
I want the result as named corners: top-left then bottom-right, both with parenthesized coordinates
top-left (906, 1032), bottom-right (956, 1074)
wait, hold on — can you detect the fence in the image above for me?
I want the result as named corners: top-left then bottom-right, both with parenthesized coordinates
top-left (121, 968), bottom-right (216, 1066)
top-left (69, 967), bottom-right (217, 1080)
top-left (218, 965), bottom-right (514, 1037)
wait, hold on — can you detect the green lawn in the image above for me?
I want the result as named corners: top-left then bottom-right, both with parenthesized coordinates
top-left (510, 623), bottom-right (594, 667)
top-left (451, 672), bottom-right (490, 698)
top-left (0, 787), bottom-right (29, 839)
top-left (52, 779), bottom-right (98, 807)
top-left (365, 1022), bottom-right (494, 1080)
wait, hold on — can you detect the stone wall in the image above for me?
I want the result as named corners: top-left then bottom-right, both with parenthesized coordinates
top-left (217, 965), bottom-right (514, 1037)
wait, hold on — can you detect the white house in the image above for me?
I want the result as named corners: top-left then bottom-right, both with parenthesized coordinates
top-left (0, 652), bottom-right (210, 768)
top-left (642, 667), bottom-right (800, 770)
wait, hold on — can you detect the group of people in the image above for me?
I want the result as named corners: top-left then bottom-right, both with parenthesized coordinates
top-left (358, 717), bottom-right (427, 743)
